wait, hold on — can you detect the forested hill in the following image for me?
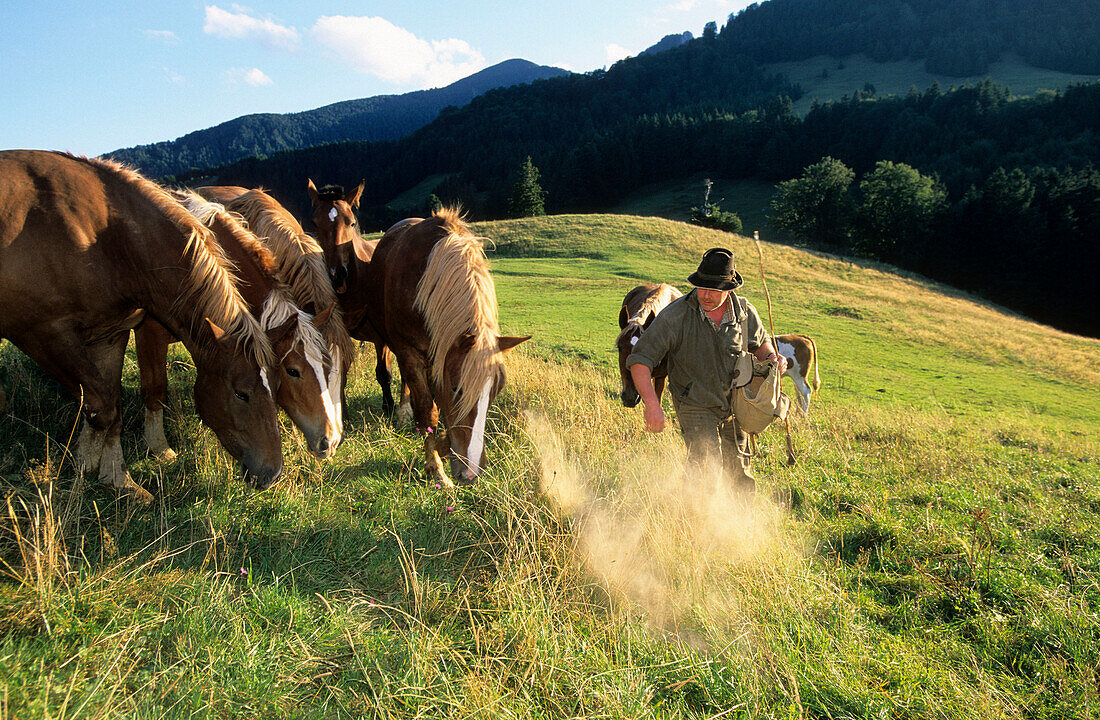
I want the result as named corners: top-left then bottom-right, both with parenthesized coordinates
top-left (106, 59), bottom-right (568, 179)
top-left (176, 0), bottom-right (1100, 336)
top-left (719, 0), bottom-right (1100, 76)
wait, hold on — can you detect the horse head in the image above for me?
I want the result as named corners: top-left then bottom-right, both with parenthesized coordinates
top-left (192, 319), bottom-right (283, 489)
top-left (307, 179), bottom-right (363, 295)
top-left (264, 304), bottom-right (342, 459)
top-left (616, 312), bottom-right (656, 408)
top-left (436, 334), bottom-right (529, 485)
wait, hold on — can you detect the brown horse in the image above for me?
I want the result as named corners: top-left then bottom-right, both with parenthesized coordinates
top-left (362, 209), bottom-right (528, 486)
top-left (135, 191), bottom-right (341, 461)
top-left (0, 150), bottom-right (282, 502)
top-left (306, 179), bottom-right (408, 420)
top-left (615, 283), bottom-right (683, 408)
top-left (194, 186), bottom-right (357, 442)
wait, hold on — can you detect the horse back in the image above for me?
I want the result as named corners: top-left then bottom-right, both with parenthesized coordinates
top-left (0, 151), bottom-right (130, 336)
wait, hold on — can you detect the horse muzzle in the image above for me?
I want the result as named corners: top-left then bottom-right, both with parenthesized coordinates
top-left (241, 462), bottom-right (282, 490)
top-left (620, 389), bottom-right (641, 408)
top-left (329, 265), bottom-right (348, 295)
top-left (449, 456), bottom-right (480, 486)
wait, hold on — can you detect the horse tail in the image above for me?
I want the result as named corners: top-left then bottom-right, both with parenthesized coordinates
top-left (806, 334), bottom-right (821, 390)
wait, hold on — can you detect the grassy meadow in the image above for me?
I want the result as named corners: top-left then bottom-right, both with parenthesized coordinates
top-left (764, 52), bottom-right (1100, 116)
top-left (1, 213), bottom-right (1098, 719)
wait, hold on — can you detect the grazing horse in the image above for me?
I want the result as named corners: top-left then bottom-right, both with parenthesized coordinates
top-left (0, 151), bottom-right (281, 501)
top-left (774, 333), bottom-right (821, 414)
top-left (195, 186), bottom-right (357, 441)
top-left (615, 283), bottom-right (683, 408)
top-left (306, 179), bottom-right (407, 419)
top-left (363, 209), bottom-right (529, 486)
top-left (135, 191), bottom-right (340, 461)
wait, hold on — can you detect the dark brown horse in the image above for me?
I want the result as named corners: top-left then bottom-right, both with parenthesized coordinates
top-left (615, 283), bottom-right (683, 408)
top-left (0, 151), bottom-right (282, 501)
top-left (359, 209), bottom-right (528, 485)
top-left (194, 186), bottom-right (357, 442)
top-left (306, 179), bottom-right (408, 420)
top-left (135, 191), bottom-right (341, 461)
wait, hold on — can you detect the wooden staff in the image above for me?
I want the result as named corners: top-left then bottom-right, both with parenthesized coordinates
top-left (753, 230), bottom-right (797, 465)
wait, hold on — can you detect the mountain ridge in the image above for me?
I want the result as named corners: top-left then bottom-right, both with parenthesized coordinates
top-left (106, 59), bottom-right (569, 179)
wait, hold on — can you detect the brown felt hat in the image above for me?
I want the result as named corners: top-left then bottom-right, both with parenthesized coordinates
top-left (687, 247), bottom-right (743, 291)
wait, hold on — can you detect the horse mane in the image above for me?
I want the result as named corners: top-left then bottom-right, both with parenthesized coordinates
top-left (615, 284), bottom-right (682, 347)
top-left (175, 191), bottom-right (329, 366)
top-left (414, 207), bottom-right (502, 418)
top-left (82, 156), bottom-right (272, 368)
top-left (227, 190), bottom-right (356, 366)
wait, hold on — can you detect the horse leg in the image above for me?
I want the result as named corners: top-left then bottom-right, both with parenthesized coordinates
top-left (134, 319), bottom-right (178, 462)
top-left (17, 326), bottom-right (152, 503)
top-left (787, 370), bottom-right (813, 415)
top-left (81, 332), bottom-right (154, 503)
top-left (375, 343), bottom-right (395, 414)
top-left (654, 375), bottom-right (667, 404)
top-left (400, 355), bottom-right (450, 488)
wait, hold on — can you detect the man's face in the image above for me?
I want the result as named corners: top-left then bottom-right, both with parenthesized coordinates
top-left (696, 287), bottom-right (730, 312)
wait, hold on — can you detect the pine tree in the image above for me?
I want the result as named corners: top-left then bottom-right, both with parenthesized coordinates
top-left (508, 157), bottom-right (546, 217)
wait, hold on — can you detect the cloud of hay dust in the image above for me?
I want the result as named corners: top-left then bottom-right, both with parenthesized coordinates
top-left (523, 410), bottom-right (800, 645)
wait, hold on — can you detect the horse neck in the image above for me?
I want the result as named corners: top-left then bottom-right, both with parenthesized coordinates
top-left (204, 215), bottom-right (277, 312)
top-left (124, 215), bottom-right (254, 359)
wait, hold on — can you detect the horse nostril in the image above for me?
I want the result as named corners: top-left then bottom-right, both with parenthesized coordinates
top-left (317, 437), bottom-right (330, 455)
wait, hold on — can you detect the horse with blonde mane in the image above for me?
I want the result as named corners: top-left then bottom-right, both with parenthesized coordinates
top-left (364, 209), bottom-right (528, 486)
top-left (306, 180), bottom-right (407, 420)
top-left (134, 190), bottom-right (341, 461)
top-left (195, 186), bottom-right (357, 439)
top-left (0, 151), bottom-right (282, 502)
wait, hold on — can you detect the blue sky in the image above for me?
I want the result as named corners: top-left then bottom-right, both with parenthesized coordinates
top-left (0, 1), bottom-right (751, 157)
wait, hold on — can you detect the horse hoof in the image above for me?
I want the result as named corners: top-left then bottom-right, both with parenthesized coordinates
top-left (122, 483), bottom-right (155, 506)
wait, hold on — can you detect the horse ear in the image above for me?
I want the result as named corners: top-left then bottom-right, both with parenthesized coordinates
top-left (307, 179), bottom-right (319, 206)
top-left (205, 318), bottom-right (227, 343)
top-left (643, 312), bottom-right (657, 330)
top-left (267, 315), bottom-right (299, 346)
top-left (312, 302), bottom-right (336, 330)
top-left (347, 181), bottom-right (364, 208)
top-left (618, 305), bottom-right (629, 329)
top-left (497, 335), bottom-right (531, 353)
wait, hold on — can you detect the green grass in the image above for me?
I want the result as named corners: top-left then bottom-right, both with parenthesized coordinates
top-left (766, 52), bottom-right (1100, 115)
top-left (1, 214), bottom-right (1098, 718)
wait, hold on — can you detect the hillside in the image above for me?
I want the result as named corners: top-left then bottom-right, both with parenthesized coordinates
top-left (106, 59), bottom-right (568, 179)
top-left (1, 214), bottom-right (1097, 718)
top-left (768, 52), bottom-right (1100, 115)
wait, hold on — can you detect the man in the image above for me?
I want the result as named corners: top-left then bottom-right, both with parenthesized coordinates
top-left (626, 247), bottom-right (787, 494)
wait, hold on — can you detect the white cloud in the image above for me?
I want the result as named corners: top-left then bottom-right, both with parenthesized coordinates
top-left (225, 67), bottom-right (274, 86)
top-left (311, 15), bottom-right (485, 88)
top-left (203, 5), bottom-right (300, 51)
top-left (667, 0), bottom-right (699, 11)
top-left (162, 67), bottom-right (186, 84)
top-left (144, 29), bottom-right (179, 44)
top-left (605, 44), bottom-right (632, 65)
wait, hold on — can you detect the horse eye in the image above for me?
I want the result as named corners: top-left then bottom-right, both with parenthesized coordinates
top-left (287, 368), bottom-right (301, 379)
top-left (234, 390), bottom-right (249, 402)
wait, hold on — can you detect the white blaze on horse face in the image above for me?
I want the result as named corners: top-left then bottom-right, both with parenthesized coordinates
top-left (465, 376), bottom-right (494, 477)
top-left (326, 346), bottom-right (344, 438)
top-left (328, 208), bottom-right (338, 222)
top-left (260, 368), bottom-right (272, 396)
top-left (300, 328), bottom-right (339, 442)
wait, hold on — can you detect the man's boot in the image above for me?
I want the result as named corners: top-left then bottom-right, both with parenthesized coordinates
top-left (726, 453), bottom-right (756, 496)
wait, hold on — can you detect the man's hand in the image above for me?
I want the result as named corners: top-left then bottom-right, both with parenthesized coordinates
top-left (629, 362), bottom-right (666, 433)
top-left (643, 401), bottom-right (666, 433)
